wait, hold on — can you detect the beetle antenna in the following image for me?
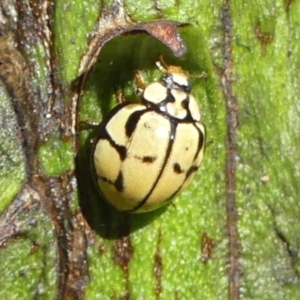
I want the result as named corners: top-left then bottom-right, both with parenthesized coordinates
top-left (192, 71), bottom-right (207, 79)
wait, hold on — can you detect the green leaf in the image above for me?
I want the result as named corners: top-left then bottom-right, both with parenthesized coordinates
top-left (1, 0), bottom-right (300, 299)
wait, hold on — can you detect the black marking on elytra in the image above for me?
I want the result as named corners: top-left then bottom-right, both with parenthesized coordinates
top-left (98, 128), bottom-right (127, 161)
top-left (181, 95), bottom-right (201, 122)
top-left (165, 126), bottom-right (204, 201)
top-left (127, 119), bottom-right (178, 212)
top-left (117, 144), bottom-right (127, 161)
top-left (167, 164), bottom-right (199, 202)
top-left (167, 125), bottom-right (205, 200)
top-left (186, 165), bottom-right (199, 179)
top-left (115, 171), bottom-right (124, 192)
top-left (93, 102), bottom-right (133, 163)
top-left (193, 123), bottom-right (206, 161)
top-left (125, 109), bottom-right (147, 138)
top-left (173, 163), bottom-right (184, 174)
top-left (98, 172), bottom-right (124, 193)
top-left (135, 155), bottom-right (157, 163)
top-left (98, 176), bottom-right (114, 185)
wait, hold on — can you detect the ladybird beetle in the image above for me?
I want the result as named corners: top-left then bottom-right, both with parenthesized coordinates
top-left (92, 61), bottom-right (206, 213)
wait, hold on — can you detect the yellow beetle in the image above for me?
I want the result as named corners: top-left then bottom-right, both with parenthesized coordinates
top-left (92, 62), bottom-right (206, 213)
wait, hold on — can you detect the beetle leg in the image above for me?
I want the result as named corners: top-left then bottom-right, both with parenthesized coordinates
top-left (133, 70), bottom-right (147, 96)
top-left (115, 88), bottom-right (126, 104)
top-left (79, 120), bottom-right (100, 132)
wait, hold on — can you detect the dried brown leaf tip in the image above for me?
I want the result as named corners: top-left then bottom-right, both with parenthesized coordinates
top-left (74, 0), bottom-right (188, 138)
top-left (78, 0), bottom-right (187, 76)
top-left (135, 20), bottom-right (187, 57)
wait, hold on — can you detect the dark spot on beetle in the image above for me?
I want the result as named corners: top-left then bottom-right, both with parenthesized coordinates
top-left (99, 176), bottom-right (113, 185)
top-left (173, 163), bottom-right (184, 174)
top-left (115, 144), bottom-right (127, 161)
top-left (181, 98), bottom-right (189, 109)
top-left (125, 109), bottom-right (146, 137)
top-left (186, 165), bottom-right (198, 178)
top-left (191, 127), bottom-right (205, 161)
top-left (143, 156), bottom-right (156, 163)
top-left (100, 128), bottom-right (127, 160)
top-left (134, 155), bottom-right (157, 163)
top-left (115, 172), bottom-right (124, 192)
